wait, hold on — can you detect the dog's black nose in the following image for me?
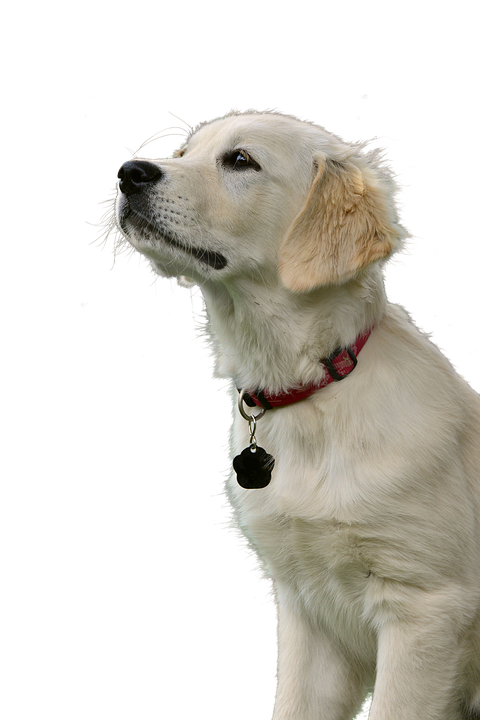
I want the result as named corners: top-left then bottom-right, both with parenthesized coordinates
top-left (117, 160), bottom-right (163, 195)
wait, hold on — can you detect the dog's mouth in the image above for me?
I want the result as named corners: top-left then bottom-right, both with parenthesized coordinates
top-left (119, 206), bottom-right (228, 271)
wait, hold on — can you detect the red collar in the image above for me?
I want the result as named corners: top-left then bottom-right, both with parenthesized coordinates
top-left (240, 328), bottom-right (372, 410)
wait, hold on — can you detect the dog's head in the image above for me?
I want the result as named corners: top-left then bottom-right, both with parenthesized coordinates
top-left (115, 111), bottom-right (405, 291)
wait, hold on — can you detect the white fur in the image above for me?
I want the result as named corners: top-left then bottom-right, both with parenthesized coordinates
top-left (114, 111), bottom-right (480, 719)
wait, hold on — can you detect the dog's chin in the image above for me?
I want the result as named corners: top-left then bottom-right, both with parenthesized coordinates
top-left (118, 205), bottom-right (228, 272)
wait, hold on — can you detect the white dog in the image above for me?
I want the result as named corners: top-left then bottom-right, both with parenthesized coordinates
top-left (113, 111), bottom-right (480, 720)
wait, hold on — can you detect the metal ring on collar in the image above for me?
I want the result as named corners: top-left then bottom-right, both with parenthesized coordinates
top-left (238, 389), bottom-right (266, 422)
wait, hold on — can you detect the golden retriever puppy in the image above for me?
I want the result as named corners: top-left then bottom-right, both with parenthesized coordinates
top-left (113, 111), bottom-right (480, 720)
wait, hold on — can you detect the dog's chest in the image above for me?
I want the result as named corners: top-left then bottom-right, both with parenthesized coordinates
top-left (238, 505), bottom-right (378, 654)
top-left (246, 510), bottom-right (372, 601)
top-left (229, 411), bottom-right (392, 653)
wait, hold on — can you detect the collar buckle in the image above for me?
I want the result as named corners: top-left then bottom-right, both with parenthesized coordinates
top-left (323, 346), bottom-right (358, 382)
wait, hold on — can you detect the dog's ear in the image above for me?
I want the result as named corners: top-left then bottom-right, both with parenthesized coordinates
top-left (279, 153), bottom-right (399, 291)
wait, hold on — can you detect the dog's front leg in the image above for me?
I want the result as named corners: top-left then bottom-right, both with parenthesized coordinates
top-left (369, 603), bottom-right (465, 720)
top-left (272, 583), bottom-right (366, 720)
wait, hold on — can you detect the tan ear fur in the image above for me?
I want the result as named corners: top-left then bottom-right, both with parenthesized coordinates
top-left (279, 153), bottom-right (400, 292)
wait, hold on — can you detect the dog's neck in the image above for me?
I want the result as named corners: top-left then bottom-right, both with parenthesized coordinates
top-left (200, 265), bottom-right (387, 393)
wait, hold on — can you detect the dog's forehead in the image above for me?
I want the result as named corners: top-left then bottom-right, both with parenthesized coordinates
top-left (186, 113), bottom-right (326, 157)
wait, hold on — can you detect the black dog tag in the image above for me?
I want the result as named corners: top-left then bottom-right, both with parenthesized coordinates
top-left (233, 444), bottom-right (275, 489)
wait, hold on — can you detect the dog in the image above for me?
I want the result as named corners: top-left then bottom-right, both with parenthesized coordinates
top-left (112, 111), bottom-right (480, 719)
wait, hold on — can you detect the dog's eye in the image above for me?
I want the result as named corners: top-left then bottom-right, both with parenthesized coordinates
top-left (222, 150), bottom-right (261, 171)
